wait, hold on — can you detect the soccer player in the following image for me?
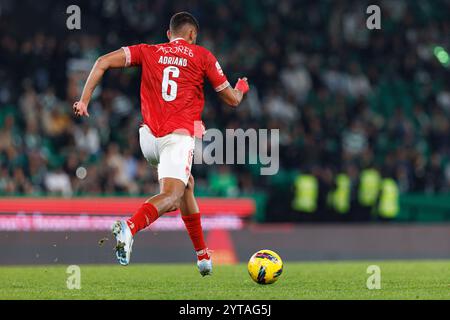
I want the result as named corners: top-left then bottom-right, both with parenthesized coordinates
top-left (73, 12), bottom-right (249, 276)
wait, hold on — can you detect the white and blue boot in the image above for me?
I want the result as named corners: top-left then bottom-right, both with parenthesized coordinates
top-left (112, 220), bottom-right (134, 266)
top-left (197, 249), bottom-right (213, 276)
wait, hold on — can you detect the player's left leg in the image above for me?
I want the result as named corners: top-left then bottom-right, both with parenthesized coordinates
top-left (180, 175), bottom-right (212, 276)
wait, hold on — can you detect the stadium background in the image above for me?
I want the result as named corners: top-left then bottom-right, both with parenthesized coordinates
top-left (1, 0), bottom-right (450, 265)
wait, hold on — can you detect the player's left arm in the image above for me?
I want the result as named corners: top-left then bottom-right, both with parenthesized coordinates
top-left (217, 77), bottom-right (249, 107)
top-left (73, 49), bottom-right (127, 117)
top-left (204, 50), bottom-right (250, 108)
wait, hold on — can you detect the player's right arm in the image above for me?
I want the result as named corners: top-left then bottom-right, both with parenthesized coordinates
top-left (73, 49), bottom-right (128, 117)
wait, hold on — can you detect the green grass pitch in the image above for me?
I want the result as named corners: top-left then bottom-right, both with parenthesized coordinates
top-left (1, 260), bottom-right (449, 299)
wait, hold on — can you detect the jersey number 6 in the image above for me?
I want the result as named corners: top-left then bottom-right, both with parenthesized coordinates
top-left (162, 66), bottom-right (180, 102)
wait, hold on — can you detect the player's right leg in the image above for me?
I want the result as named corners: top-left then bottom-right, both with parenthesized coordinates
top-left (112, 126), bottom-right (193, 265)
top-left (113, 177), bottom-right (185, 265)
top-left (112, 125), bottom-right (157, 266)
top-left (180, 175), bottom-right (212, 276)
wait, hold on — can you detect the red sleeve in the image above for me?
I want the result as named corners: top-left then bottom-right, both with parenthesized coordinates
top-left (122, 44), bottom-right (145, 66)
top-left (204, 50), bottom-right (230, 92)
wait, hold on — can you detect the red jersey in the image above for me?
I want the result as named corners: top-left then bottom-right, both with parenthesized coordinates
top-left (122, 38), bottom-right (229, 138)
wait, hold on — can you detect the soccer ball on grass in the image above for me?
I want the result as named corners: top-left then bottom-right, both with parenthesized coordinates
top-left (247, 249), bottom-right (283, 285)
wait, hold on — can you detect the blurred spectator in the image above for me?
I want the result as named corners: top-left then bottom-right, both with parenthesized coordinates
top-left (44, 168), bottom-right (72, 196)
top-left (73, 123), bottom-right (100, 155)
top-left (208, 165), bottom-right (239, 197)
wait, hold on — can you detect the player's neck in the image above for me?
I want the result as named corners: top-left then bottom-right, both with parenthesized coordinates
top-left (169, 37), bottom-right (190, 44)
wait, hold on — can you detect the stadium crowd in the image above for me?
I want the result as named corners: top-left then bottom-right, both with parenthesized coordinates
top-left (1, 0), bottom-right (450, 216)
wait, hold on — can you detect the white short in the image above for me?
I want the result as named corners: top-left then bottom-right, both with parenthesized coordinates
top-left (139, 125), bottom-right (195, 185)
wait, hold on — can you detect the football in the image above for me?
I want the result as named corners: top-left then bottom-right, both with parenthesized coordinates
top-left (248, 249), bottom-right (283, 285)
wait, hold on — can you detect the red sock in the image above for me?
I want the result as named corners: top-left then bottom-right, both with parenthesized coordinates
top-left (126, 202), bottom-right (159, 236)
top-left (182, 213), bottom-right (209, 260)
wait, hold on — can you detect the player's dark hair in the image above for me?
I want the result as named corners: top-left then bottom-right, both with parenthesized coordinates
top-left (169, 12), bottom-right (199, 34)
